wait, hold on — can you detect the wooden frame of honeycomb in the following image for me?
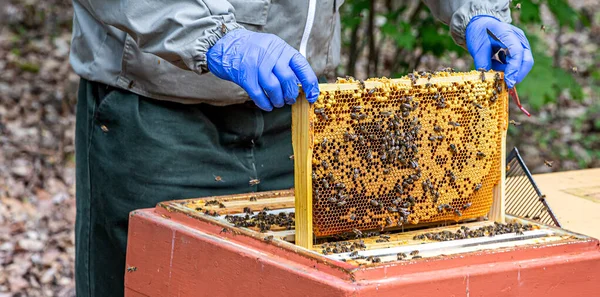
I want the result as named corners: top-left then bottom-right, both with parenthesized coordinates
top-left (293, 70), bottom-right (509, 248)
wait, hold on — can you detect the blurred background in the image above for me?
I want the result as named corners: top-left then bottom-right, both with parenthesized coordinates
top-left (0, 0), bottom-right (598, 296)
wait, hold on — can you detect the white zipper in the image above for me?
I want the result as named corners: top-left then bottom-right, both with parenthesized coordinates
top-left (299, 0), bottom-right (317, 57)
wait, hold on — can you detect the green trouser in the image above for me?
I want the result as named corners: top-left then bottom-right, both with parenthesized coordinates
top-left (75, 78), bottom-right (294, 297)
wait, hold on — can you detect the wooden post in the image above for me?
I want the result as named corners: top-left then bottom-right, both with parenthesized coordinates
top-left (488, 91), bottom-right (509, 223)
top-left (292, 95), bottom-right (313, 248)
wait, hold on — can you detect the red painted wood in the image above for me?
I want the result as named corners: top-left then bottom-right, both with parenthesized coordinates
top-left (125, 208), bottom-right (600, 297)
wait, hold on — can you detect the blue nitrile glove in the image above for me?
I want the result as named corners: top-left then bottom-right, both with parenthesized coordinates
top-left (466, 16), bottom-right (534, 89)
top-left (207, 28), bottom-right (319, 111)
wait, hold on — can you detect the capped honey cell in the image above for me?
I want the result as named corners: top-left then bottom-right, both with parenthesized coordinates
top-left (307, 70), bottom-right (508, 237)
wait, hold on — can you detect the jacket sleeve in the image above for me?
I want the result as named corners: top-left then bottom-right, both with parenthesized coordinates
top-left (421, 0), bottom-right (512, 48)
top-left (74, 0), bottom-right (243, 74)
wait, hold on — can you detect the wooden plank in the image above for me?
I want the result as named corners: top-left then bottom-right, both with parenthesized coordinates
top-left (312, 220), bottom-right (494, 252)
top-left (318, 72), bottom-right (499, 92)
top-left (532, 168), bottom-right (600, 239)
top-left (293, 94), bottom-right (313, 249)
top-left (207, 197), bottom-right (295, 215)
top-left (489, 90), bottom-right (508, 223)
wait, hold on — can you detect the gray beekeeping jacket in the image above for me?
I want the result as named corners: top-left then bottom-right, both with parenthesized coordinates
top-left (70, 0), bottom-right (511, 105)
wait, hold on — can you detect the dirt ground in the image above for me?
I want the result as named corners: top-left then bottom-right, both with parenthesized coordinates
top-left (0, 0), bottom-right (598, 296)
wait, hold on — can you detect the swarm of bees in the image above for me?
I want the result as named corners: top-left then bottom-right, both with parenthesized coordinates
top-left (224, 208), bottom-right (295, 232)
top-left (412, 222), bottom-right (533, 242)
top-left (320, 240), bottom-right (367, 255)
top-left (308, 70), bottom-right (506, 237)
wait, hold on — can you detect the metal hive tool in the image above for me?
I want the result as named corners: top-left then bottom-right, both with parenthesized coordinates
top-left (306, 70), bottom-right (509, 237)
top-left (505, 147), bottom-right (561, 227)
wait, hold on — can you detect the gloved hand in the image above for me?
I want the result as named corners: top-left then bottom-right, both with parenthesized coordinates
top-left (207, 28), bottom-right (319, 111)
top-left (466, 16), bottom-right (534, 89)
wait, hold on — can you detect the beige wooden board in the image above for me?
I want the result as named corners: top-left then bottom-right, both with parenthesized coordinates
top-left (533, 168), bottom-right (600, 239)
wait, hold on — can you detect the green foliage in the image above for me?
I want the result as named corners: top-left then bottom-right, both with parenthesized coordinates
top-left (546, 0), bottom-right (579, 28)
top-left (18, 62), bottom-right (40, 73)
top-left (518, 0), bottom-right (542, 23)
top-left (340, 0), bottom-right (588, 111)
top-left (516, 36), bottom-right (583, 110)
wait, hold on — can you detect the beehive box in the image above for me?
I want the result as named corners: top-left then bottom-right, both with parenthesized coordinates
top-left (292, 70), bottom-right (509, 247)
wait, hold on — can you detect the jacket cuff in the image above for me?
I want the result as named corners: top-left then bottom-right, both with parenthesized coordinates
top-left (187, 14), bottom-right (243, 74)
top-left (450, 0), bottom-right (512, 48)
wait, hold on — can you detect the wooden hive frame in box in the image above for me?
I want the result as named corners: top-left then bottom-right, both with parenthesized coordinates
top-left (292, 70), bottom-right (509, 248)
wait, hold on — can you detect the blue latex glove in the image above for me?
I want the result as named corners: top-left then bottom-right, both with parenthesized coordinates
top-left (207, 28), bottom-right (319, 111)
top-left (466, 16), bottom-right (534, 89)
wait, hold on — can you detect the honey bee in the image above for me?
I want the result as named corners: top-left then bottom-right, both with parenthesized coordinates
top-left (249, 196), bottom-right (257, 202)
top-left (386, 217), bottom-right (394, 226)
top-left (477, 152), bottom-right (486, 158)
top-left (349, 251), bottom-right (359, 257)
top-left (410, 250), bottom-right (419, 256)
top-left (509, 120), bottom-right (521, 126)
top-left (410, 160), bottom-right (419, 169)
top-left (219, 228), bottom-right (230, 234)
top-left (353, 228), bottom-right (363, 238)
top-left (337, 200), bottom-right (347, 207)
top-left (544, 160), bottom-right (553, 167)
top-left (349, 214), bottom-right (356, 221)
top-left (321, 160), bottom-right (329, 169)
top-left (449, 144), bottom-right (458, 154)
top-left (370, 199), bottom-right (379, 207)
top-left (397, 253), bottom-right (407, 260)
top-left (369, 88), bottom-right (378, 95)
top-left (243, 207), bottom-right (253, 214)
top-left (264, 235), bottom-right (274, 242)
top-left (205, 200), bottom-right (219, 206)
top-left (463, 202), bottom-right (472, 210)
top-left (126, 266), bottom-right (138, 273)
top-left (214, 175), bottom-right (224, 182)
top-left (218, 202), bottom-right (226, 208)
top-left (249, 178), bottom-right (261, 186)
top-left (448, 121), bottom-right (460, 127)
top-left (448, 171), bottom-right (456, 182)
top-left (371, 257), bottom-right (381, 263)
top-left (455, 209), bottom-right (462, 217)
top-left (474, 183), bottom-right (482, 191)
top-left (478, 68), bottom-right (486, 82)
top-left (358, 80), bottom-right (367, 89)
top-left (473, 102), bottom-right (483, 109)
top-left (321, 137), bottom-right (328, 148)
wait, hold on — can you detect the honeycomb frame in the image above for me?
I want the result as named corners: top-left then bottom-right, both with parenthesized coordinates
top-left (293, 70), bottom-right (509, 242)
